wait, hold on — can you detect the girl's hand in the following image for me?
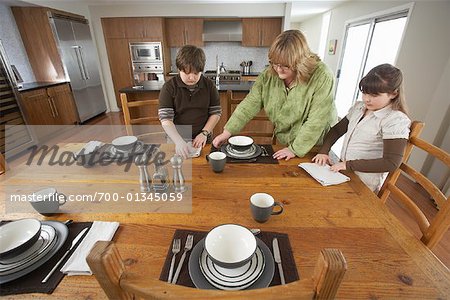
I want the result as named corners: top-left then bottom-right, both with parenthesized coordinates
top-left (273, 147), bottom-right (296, 161)
top-left (330, 161), bottom-right (346, 172)
top-left (212, 130), bottom-right (231, 148)
top-left (192, 134), bottom-right (207, 148)
top-left (312, 154), bottom-right (331, 166)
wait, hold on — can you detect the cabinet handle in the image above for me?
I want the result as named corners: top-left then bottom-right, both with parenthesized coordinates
top-left (185, 30), bottom-right (189, 44)
top-left (51, 97), bottom-right (59, 117)
top-left (47, 97), bottom-right (56, 118)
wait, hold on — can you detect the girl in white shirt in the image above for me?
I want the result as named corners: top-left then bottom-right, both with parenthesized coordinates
top-left (312, 64), bottom-right (411, 192)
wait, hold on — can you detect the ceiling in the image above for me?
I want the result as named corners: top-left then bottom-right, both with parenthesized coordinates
top-left (4, 0), bottom-right (348, 23)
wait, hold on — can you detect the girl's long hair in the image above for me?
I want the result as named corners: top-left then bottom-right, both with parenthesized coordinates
top-left (359, 63), bottom-right (408, 115)
top-left (268, 30), bottom-right (320, 84)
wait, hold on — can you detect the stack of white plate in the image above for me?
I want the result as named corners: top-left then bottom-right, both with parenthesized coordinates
top-left (0, 219), bottom-right (69, 284)
top-left (199, 245), bottom-right (265, 290)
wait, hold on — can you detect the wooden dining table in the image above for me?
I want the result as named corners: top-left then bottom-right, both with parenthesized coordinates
top-left (1, 143), bottom-right (449, 299)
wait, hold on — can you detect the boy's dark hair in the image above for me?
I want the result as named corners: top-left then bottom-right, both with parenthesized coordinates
top-left (176, 45), bottom-right (206, 73)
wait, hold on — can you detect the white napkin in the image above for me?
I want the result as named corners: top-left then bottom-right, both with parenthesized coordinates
top-left (298, 163), bottom-right (350, 186)
top-left (61, 221), bottom-right (120, 276)
top-left (73, 141), bottom-right (105, 158)
top-left (187, 141), bottom-right (201, 158)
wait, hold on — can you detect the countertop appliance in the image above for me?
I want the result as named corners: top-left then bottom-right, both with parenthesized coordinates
top-left (48, 13), bottom-right (107, 123)
top-left (204, 70), bottom-right (241, 83)
top-left (0, 40), bottom-right (35, 157)
top-left (130, 42), bottom-right (164, 84)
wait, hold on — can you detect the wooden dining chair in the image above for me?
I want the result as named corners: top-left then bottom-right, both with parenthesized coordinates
top-left (120, 93), bottom-right (166, 143)
top-left (378, 121), bottom-right (425, 197)
top-left (378, 122), bottom-right (450, 249)
top-left (87, 241), bottom-right (347, 300)
top-left (227, 90), bottom-right (276, 145)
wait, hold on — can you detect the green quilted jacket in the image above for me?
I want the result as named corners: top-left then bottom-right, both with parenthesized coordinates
top-left (224, 62), bottom-right (337, 157)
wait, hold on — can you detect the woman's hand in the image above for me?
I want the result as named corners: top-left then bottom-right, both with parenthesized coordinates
top-left (212, 130), bottom-right (231, 148)
top-left (273, 147), bottom-right (296, 161)
top-left (330, 161), bottom-right (346, 172)
top-left (175, 140), bottom-right (190, 159)
top-left (312, 154), bottom-right (332, 166)
top-left (192, 133), bottom-right (207, 148)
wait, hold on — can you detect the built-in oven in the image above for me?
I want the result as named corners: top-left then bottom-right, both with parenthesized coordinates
top-left (130, 42), bottom-right (162, 63)
top-left (132, 63), bottom-right (164, 83)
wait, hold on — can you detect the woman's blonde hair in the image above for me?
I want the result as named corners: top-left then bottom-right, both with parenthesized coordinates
top-left (268, 30), bottom-right (320, 84)
top-left (359, 63), bottom-right (408, 115)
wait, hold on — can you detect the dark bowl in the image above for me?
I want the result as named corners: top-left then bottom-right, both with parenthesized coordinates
top-left (0, 219), bottom-right (41, 259)
top-left (228, 136), bottom-right (254, 152)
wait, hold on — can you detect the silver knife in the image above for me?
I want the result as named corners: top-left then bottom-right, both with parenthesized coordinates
top-left (42, 227), bottom-right (89, 283)
top-left (273, 238), bottom-right (285, 285)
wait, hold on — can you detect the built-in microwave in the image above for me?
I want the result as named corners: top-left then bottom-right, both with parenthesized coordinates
top-left (129, 42), bottom-right (162, 63)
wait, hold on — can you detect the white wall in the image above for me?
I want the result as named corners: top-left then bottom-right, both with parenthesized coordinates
top-left (0, 3), bottom-right (35, 83)
top-left (303, 0), bottom-right (450, 177)
top-left (297, 16), bottom-right (322, 54)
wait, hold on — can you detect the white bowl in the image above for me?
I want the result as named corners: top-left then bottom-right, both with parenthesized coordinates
top-left (204, 224), bottom-right (257, 268)
top-left (0, 219), bottom-right (41, 258)
top-left (112, 136), bottom-right (138, 151)
top-left (228, 136), bottom-right (254, 151)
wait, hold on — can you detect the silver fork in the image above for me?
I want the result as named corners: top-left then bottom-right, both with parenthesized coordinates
top-left (260, 146), bottom-right (269, 157)
top-left (171, 234), bottom-right (194, 284)
top-left (167, 239), bottom-right (181, 282)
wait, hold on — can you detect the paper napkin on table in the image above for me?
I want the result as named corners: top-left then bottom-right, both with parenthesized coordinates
top-left (73, 141), bottom-right (105, 158)
top-left (187, 141), bottom-right (201, 158)
top-left (298, 163), bottom-right (350, 186)
top-left (61, 221), bottom-right (120, 276)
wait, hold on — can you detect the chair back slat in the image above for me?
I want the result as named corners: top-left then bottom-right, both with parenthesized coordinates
top-left (120, 93), bottom-right (161, 137)
top-left (379, 120), bottom-right (450, 249)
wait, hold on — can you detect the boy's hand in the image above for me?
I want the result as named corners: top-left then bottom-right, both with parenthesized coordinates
top-left (175, 140), bottom-right (190, 159)
top-left (312, 154), bottom-right (332, 166)
top-left (193, 133), bottom-right (207, 148)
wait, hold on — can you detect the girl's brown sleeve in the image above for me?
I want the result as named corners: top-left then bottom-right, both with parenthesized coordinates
top-left (318, 117), bottom-right (349, 154)
top-left (346, 139), bottom-right (408, 173)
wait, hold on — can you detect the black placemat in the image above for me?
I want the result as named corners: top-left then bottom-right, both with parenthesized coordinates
top-left (0, 221), bottom-right (92, 296)
top-left (159, 229), bottom-right (298, 288)
top-left (209, 144), bottom-right (279, 164)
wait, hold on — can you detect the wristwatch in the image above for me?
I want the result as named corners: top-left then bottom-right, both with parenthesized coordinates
top-left (200, 130), bottom-right (209, 137)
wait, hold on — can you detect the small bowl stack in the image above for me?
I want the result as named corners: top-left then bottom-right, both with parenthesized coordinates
top-left (228, 136), bottom-right (254, 152)
top-left (0, 219), bottom-right (41, 259)
top-left (112, 136), bottom-right (138, 152)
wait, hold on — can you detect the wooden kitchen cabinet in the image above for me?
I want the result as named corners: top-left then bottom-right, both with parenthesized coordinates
top-left (165, 18), bottom-right (203, 47)
top-left (104, 38), bottom-right (134, 108)
top-left (124, 17), bottom-right (165, 40)
top-left (19, 84), bottom-right (79, 126)
top-left (242, 18), bottom-right (282, 47)
top-left (47, 84), bottom-right (79, 124)
top-left (101, 17), bottom-right (127, 38)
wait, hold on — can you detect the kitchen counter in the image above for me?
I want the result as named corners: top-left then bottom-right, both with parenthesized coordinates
top-left (18, 81), bottom-right (69, 92)
top-left (119, 81), bottom-right (254, 93)
top-left (242, 72), bottom-right (260, 76)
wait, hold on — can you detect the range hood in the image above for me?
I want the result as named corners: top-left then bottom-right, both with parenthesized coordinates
top-left (203, 21), bottom-right (242, 42)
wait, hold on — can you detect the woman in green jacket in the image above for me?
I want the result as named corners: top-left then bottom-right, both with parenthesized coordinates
top-left (213, 30), bottom-right (337, 160)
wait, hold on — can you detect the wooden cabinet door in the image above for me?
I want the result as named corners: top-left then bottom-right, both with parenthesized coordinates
top-left (143, 17), bottom-right (164, 40)
top-left (19, 88), bottom-right (55, 125)
top-left (165, 18), bottom-right (186, 47)
top-left (261, 18), bottom-right (282, 46)
top-left (47, 84), bottom-right (79, 125)
top-left (184, 19), bottom-right (204, 46)
top-left (101, 18), bottom-right (126, 38)
top-left (124, 18), bottom-right (145, 38)
top-left (242, 18), bottom-right (262, 47)
top-left (104, 38), bottom-right (133, 108)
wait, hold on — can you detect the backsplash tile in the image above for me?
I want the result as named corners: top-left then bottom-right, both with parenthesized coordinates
top-left (170, 42), bottom-right (269, 73)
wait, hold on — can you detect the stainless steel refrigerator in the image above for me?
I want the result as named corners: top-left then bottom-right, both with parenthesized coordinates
top-left (49, 14), bottom-right (107, 123)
